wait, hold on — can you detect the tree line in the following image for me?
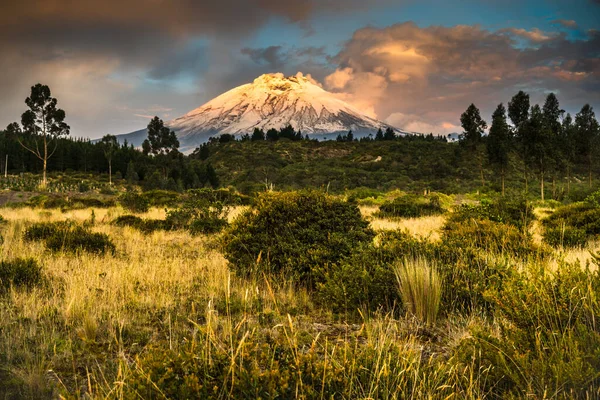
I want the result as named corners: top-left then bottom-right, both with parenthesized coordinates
top-left (2, 84), bottom-right (599, 198)
top-left (460, 91), bottom-right (599, 198)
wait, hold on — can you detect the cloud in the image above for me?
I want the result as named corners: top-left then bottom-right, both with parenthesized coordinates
top-left (0, 0), bottom-right (391, 138)
top-left (501, 27), bottom-right (556, 42)
top-left (324, 22), bottom-right (600, 134)
top-left (552, 19), bottom-right (578, 29)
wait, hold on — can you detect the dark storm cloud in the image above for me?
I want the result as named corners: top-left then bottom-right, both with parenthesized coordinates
top-left (241, 46), bottom-right (285, 68)
top-left (0, 0), bottom-right (390, 137)
top-left (240, 46), bottom-right (329, 69)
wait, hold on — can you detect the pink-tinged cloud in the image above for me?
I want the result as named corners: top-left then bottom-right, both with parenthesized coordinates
top-left (324, 22), bottom-right (600, 134)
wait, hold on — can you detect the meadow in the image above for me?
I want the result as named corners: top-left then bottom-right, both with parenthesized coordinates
top-left (0, 188), bottom-right (599, 399)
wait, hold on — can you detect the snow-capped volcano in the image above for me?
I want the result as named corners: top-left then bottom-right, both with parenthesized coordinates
top-left (116, 72), bottom-right (404, 152)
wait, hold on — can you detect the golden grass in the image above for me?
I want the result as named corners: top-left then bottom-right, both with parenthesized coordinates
top-left (0, 205), bottom-right (597, 398)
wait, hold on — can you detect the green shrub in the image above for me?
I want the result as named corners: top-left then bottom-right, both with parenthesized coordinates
top-left (24, 222), bottom-right (115, 254)
top-left (0, 258), bottom-right (43, 292)
top-left (165, 191), bottom-right (229, 234)
top-left (119, 192), bottom-right (150, 213)
top-left (543, 226), bottom-right (587, 248)
top-left (223, 190), bottom-right (375, 286)
top-left (142, 190), bottom-right (182, 207)
top-left (542, 202), bottom-right (600, 238)
top-left (23, 221), bottom-right (71, 242)
top-left (44, 226), bottom-right (115, 254)
top-left (377, 193), bottom-right (445, 218)
top-left (113, 215), bottom-right (167, 234)
top-left (442, 218), bottom-right (543, 257)
top-left (315, 243), bottom-right (398, 314)
top-left (449, 197), bottom-right (534, 230)
top-left (454, 262), bottom-right (600, 398)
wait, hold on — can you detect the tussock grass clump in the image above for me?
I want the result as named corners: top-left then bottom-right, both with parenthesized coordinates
top-left (394, 258), bottom-right (441, 325)
top-left (24, 221), bottom-right (115, 254)
top-left (0, 258), bottom-right (43, 292)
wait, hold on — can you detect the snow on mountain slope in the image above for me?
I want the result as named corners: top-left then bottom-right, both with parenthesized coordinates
top-left (116, 72), bottom-right (405, 153)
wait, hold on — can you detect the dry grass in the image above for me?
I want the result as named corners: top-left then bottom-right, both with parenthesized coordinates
top-left (367, 212), bottom-right (445, 241)
top-left (0, 205), bottom-right (596, 398)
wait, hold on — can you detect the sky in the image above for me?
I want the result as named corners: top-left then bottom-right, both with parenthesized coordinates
top-left (0, 0), bottom-right (599, 139)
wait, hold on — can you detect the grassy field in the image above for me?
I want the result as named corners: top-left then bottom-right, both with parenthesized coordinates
top-left (1, 202), bottom-right (599, 399)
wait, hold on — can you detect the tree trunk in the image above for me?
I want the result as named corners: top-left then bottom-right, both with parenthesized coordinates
top-left (567, 165), bottom-right (571, 195)
top-left (540, 168), bottom-right (545, 201)
top-left (109, 160), bottom-right (112, 185)
top-left (42, 135), bottom-right (47, 188)
top-left (501, 167), bottom-right (505, 196)
top-left (552, 176), bottom-right (556, 200)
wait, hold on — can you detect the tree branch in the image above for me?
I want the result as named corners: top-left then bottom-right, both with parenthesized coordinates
top-left (17, 137), bottom-right (43, 161)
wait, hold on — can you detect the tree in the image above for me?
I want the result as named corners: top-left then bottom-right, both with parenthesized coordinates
top-left (383, 127), bottom-right (396, 140)
top-left (487, 103), bottom-right (511, 195)
top-left (460, 103), bottom-right (487, 186)
top-left (508, 91), bottom-right (531, 192)
top-left (142, 116), bottom-right (180, 179)
top-left (251, 128), bottom-right (265, 141)
top-left (523, 105), bottom-right (551, 200)
top-left (13, 84), bottom-right (70, 187)
top-left (375, 128), bottom-right (384, 141)
top-left (561, 113), bottom-right (576, 194)
top-left (541, 93), bottom-right (563, 198)
top-left (573, 104), bottom-right (600, 188)
top-left (142, 116), bottom-right (179, 156)
top-left (100, 134), bottom-right (118, 185)
top-left (266, 128), bottom-right (279, 141)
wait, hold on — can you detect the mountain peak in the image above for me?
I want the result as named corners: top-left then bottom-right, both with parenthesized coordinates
top-left (117, 72), bottom-right (406, 153)
top-left (252, 72), bottom-right (318, 91)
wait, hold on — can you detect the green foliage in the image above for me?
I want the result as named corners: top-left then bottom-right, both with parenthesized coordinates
top-left (112, 215), bottom-right (166, 234)
top-left (141, 190), bottom-right (181, 207)
top-left (24, 221), bottom-right (115, 254)
top-left (448, 197), bottom-right (534, 230)
top-left (315, 243), bottom-right (398, 314)
top-left (543, 226), bottom-right (587, 248)
top-left (165, 190), bottom-right (229, 235)
top-left (377, 193), bottom-right (446, 218)
top-left (542, 202), bottom-right (600, 247)
top-left (454, 262), bottom-right (600, 398)
top-left (0, 258), bottom-right (43, 292)
top-left (442, 218), bottom-right (542, 257)
top-left (119, 192), bottom-right (150, 213)
top-left (223, 190), bottom-right (375, 286)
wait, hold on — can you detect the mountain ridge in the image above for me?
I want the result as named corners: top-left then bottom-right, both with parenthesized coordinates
top-left (115, 72), bottom-right (407, 153)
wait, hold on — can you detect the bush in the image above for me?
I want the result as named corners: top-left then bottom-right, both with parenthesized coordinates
top-left (449, 197), bottom-right (534, 230)
top-left (165, 191), bottom-right (229, 234)
top-left (223, 190), bottom-right (375, 286)
top-left (119, 192), bottom-right (150, 213)
top-left (142, 190), bottom-right (182, 207)
top-left (377, 193), bottom-right (445, 218)
top-left (454, 262), bottom-right (600, 398)
top-left (315, 243), bottom-right (398, 314)
top-left (24, 222), bottom-right (115, 254)
top-left (374, 230), bottom-right (514, 314)
top-left (543, 226), bottom-right (587, 248)
top-left (542, 202), bottom-right (600, 238)
top-left (0, 258), bottom-right (43, 292)
top-left (442, 218), bottom-right (543, 257)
